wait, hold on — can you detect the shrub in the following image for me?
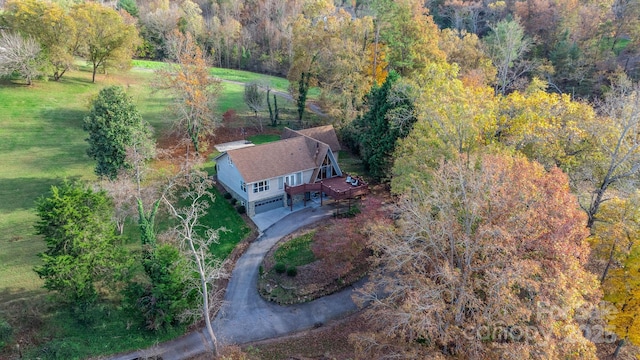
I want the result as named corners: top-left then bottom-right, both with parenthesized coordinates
top-left (223, 192), bottom-right (232, 200)
top-left (230, 198), bottom-right (237, 205)
top-left (40, 339), bottom-right (82, 360)
top-left (274, 262), bottom-right (286, 274)
top-left (286, 266), bottom-right (298, 277)
top-left (236, 205), bottom-right (246, 214)
top-left (0, 318), bottom-right (12, 349)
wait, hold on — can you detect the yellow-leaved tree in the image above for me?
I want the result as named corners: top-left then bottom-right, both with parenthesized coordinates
top-left (604, 243), bottom-right (640, 357)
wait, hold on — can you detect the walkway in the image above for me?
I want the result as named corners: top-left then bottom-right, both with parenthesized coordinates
top-left (251, 197), bottom-right (323, 232)
top-left (107, 205), bottom-right (365, 360)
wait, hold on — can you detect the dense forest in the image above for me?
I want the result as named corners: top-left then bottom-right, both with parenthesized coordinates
top-left (3, 0), bottom-right (640, 358)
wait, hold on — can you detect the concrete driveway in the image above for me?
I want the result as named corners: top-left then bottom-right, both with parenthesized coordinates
top-left (107, 204), bottom-right (365, 360)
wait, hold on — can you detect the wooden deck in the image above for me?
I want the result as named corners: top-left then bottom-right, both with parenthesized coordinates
top-left (284, 175), bottom-right (369, 209)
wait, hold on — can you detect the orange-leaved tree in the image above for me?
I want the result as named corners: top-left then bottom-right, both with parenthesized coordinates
top-left (353, 153), bottom-right (601, 359)
top-left (154, 30), bottom-right (221, 154)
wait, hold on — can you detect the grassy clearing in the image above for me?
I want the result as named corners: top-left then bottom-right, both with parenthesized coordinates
top-left (219, 82), bottom-right (251, 113)
top-left (247, 134), bottom-right (281, 144)
top-left (0, 69), bottom-right (175, 304)
top-left (23, 304), bottom-right (186, 360)
top-left (132, 59), bottom-right (290, 93)
top-left (0, 65), bottom-right (254, 359)
top-left (201, 187), bottom-right (250, 259)
top-left (338, 150), bottom-right (368, 180)
top-left (273, 231), bottom-right (316, 267)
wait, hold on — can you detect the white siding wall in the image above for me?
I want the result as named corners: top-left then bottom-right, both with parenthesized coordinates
top-left (302, 169), bottom-right (315, 183)
top-left (216, 153), bottom-right (248, 203)
top-left (247, 168), bottom-right (316, 202)
top-left (247, 177), bottom-right (283, 202)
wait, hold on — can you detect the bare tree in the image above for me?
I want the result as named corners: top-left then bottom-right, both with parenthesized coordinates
top-left (101, 177), bottom-right (136, 235)
top-left (0, 30), bottom-right (44, 85)
top-left (162, 172), bottom-right (227, 356)
top-left (483, 18), bottom-right (532, 95)
top-left (580, 77), bottom-right (640, 229)
top-left (243, 82), bottom-right (265, 131)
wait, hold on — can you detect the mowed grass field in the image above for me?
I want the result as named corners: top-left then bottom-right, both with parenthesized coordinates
top-left (0, 65), bottom-right (255, 305)
top-left (0, 64), bottom-right (260, 358)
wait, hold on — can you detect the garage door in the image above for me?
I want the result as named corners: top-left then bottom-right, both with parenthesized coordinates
top-left (254, 196), bottom-right (283, 214)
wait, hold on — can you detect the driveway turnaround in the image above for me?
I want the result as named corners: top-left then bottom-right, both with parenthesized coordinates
top-left (107, 204), bottom-right (365, 360)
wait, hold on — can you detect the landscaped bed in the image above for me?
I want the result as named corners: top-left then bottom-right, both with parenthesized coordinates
top-left (258, 196), bottom-right (388, 305)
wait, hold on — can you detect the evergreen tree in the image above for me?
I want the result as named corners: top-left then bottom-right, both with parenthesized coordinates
top-left (344, 71), bottom-right (416, 181)
top-left (34, 181), bottom-right (123, 319)
top-left (84, 86), bottom-right (152, 180)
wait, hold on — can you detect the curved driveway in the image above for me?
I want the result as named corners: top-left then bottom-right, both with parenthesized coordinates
top-left (213, 205), bottom-right (362, 345)
top-left (107, 205), bottom-right (365, 360)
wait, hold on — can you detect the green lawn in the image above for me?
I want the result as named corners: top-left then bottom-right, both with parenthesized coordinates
top-left (0, 70), bottom-right (175, 304)
top-left (338, 150), bottom-right (368, 180)
top-left (0, 65), bottom-right (254, 358)
top-left (133, 59), bottom-right (291, 93)
top-left (247, 134), bottom-right (281, 144)
top-left (274, 231), bottom-right (316, 267)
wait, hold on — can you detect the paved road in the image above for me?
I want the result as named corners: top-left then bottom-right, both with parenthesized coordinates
top-left (107, 205), bottom-right (365, 360)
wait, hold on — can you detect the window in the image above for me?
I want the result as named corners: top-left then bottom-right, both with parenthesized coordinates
top-left (227, 156), bottom-right (233, 166)
top-left (278, 177), bottom-right (284, 190)
top-left (285, 172), bottom-right (302, 186)
top-left (240, 181), bottom-right (246, 192)
top-left (285, 174), bottom-right (296, 186)
top-left (253, 180), bottom-right (270, 193)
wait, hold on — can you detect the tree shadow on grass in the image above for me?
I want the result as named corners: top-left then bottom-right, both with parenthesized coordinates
top-left (0, 176), bottom-right (82, 213)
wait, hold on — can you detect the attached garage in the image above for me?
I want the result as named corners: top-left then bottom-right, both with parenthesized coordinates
top-left (254, 196), bottom-right (284, 214)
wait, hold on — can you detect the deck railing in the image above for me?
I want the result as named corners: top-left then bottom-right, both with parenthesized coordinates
top-left (284, 175), bottom-right (368, 201)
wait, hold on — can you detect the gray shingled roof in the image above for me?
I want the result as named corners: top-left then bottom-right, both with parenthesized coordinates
top-left (226, 135), bottom-right (330, 183)
top-left (281, 125), bottom-right (341, 152)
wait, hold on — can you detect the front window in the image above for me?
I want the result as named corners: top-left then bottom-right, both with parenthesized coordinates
top-left (253, 180), bottom-right (270, 193)
top-left (240, 181), bottom-right (246, 192)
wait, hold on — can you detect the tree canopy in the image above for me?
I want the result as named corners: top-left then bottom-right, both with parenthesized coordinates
top-left (84, 86), bottom-right (152, 180)
top-left (34, 181), bottom-right (125, 318)
top-left (356, 153), bottom-right (601, 359)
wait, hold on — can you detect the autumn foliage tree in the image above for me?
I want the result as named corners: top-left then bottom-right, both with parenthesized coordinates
top-left (1, 0), bottom-right (78, 81)
top-left (155, 30), bottom-right (221, 154)
top-left (71, 2), bottom-right (140, 83)
top-left (355, 153), bottom-right (601, 359)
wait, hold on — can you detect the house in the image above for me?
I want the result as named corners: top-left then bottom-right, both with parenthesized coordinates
top-left (215, 125), bottom-right (365, 217)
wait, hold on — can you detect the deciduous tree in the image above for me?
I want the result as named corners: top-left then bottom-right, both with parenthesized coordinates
top-left (371, 0), bottom-right (445, 78)
top-left (0, 30), bottom-right (44, 85)
top-left (603, 244), bottom-right (640, 357)
top-left (71, 2), bottom-right (140, 83)
top-left (355, 153), bottom-right (601, 359)
top-left (392, 62), bottom-right (496, 193)
top-left (155, 30), bottom-right (221, 154)
top-left (162, 172), bottom-right (227, 356)
top-left (243, 82), bottom-right (265, 122)
top-left (2, 0), bottom-right (78, 81)
top-left (579, 77), bottom-right (640, 229)
top-left (483, 18), bottom-right (533, 95)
